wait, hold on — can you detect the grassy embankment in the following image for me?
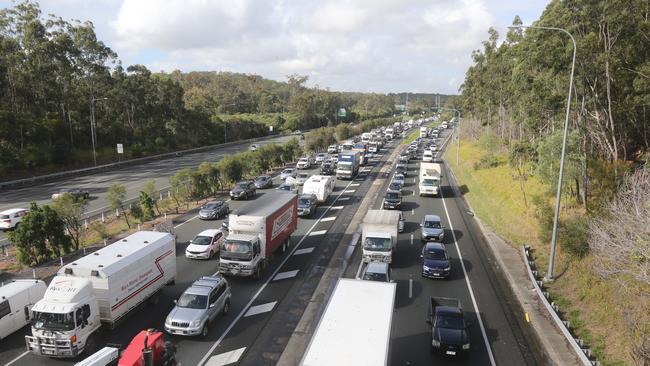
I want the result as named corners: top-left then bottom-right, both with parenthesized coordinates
top-left (445, 139), bottom-right (628, 366)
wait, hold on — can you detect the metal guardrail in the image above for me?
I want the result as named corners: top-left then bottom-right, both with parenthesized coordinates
top-left (523, 245), bottom-right (598, 366)
top-left (0, 133), bottom-right (281, 189)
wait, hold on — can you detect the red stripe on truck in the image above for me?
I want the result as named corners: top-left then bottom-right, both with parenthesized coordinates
top-left (111, 250), bottom-right (173, 311)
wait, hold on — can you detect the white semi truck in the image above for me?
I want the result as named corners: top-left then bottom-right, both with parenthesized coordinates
top-left (0, 279), bottom-right (46, 341)
top-left (219, 192), bottom-right (298, 279)
top-left (300, 279), bottom-right (396, 366)
top-left (419, 162), bottom-right (442, 196)
top-left (361, 210), bottom-right (400, 263)
top-left (25, 231), bottom-right (176, 358)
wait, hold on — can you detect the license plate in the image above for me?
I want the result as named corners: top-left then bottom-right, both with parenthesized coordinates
top-left (43, 349), bottom-right (55, 355)
top-left (446, 350), bottom-right (456, 355)
top-left (432, 273), bottom-right (440, 276)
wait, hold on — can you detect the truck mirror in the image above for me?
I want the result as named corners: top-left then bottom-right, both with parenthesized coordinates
top-left (173, 299), bottom-right (178, 304)
top-left (426, 317), bottom-right (432, 324)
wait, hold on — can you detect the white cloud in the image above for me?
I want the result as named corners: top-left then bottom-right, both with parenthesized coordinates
top-left (0, 0), bottom-right (549, 94)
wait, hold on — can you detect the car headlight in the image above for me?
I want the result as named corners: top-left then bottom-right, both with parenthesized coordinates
top-left (190, 319), bottom-right (201, 327)
top-left (431, 339), bottom-right (441, 347)
top-left (423, 265), bottom-right (430, 270)
top-left (462, 343), bottom-right (470, 350)
top-left (165, 316), bottom-right (172, 325)
top-left (443, 266), bottom-right (451, 272)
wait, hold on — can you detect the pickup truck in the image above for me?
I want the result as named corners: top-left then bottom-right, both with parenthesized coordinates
top-left (426, 297), bottom-right (470, 356)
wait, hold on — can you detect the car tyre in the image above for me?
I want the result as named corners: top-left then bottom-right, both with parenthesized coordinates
top-left (223, 299), bottom-right (230, 315)
top-left (201, 323), bottom-right (209, 338)
top-left (254, 266), bottom-right (262, 280)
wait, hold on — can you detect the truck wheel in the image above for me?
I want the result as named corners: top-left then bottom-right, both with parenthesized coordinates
top-left (84, 334), bottom-right (98, 356)
top-left (201, 323), bottom-right (209, 338)
top-left (254, 266), bottom-right (262, 280)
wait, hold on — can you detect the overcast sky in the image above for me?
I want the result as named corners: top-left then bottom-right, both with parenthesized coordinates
top-left (2, 0), bottom-right (550, 94)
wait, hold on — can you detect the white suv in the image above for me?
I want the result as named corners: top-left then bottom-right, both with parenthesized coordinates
top-left (0, 208), bottom-right (28, 230)
top-left (186, 229), bottom-right (226, 259)
top-left (296, 158), bottom-right (311, 169)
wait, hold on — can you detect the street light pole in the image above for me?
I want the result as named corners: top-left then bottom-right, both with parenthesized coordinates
top-left (90, 97), bottom-right (108, 166)
top-left (509, 24), bottom-right (577, 281)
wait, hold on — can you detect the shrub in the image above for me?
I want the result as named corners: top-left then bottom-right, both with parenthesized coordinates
top-left (559, 215), bottom-right (590, 259)
top-left (473, 154), bottom-right (500, 170)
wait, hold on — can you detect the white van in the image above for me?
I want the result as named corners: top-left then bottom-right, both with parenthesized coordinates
top-left (0, 208), bottom-right (29, 231)
top-left (422, 150), bottom-right (434, 162)
top-left (0, 280), bottom-right (47, 340)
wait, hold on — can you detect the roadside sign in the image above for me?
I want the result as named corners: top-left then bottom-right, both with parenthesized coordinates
top-left (269, 125), bottom-right (274, 132)
top-left (337, 108), bottom-right (347, 117)
top-left (116, 143), bottom-right (123, 154)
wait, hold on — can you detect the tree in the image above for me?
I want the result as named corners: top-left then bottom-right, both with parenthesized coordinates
top-left (106, 183), bottom-right (130, 228)
top-left (142, 179), bottom-right (161, 215)
top-left (508, 141), bottom-right (536, 208)
top-left (139, 191), bottom-right (155, 221)
top-left (52, 193), bottom-right (88, 250)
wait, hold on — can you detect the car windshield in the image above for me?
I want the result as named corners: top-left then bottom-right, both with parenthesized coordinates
top-left (202, 203), bottom-right (219, 210)
top-left (424, 220), bottom-right (441, 229)
top-left (279, 185), bottom-right (292, 191)
top-left (389, 183), bottom-right (401, 189)
top-left (192, 235), bottom-right (212, 246)
top-left (422, 179), bottom-right (439, 187)
top-left (424, 248), bottom-right (447, 260)
top-left (338, 165), bottom-right (352, 172)
top-left (435, 314), bottom-right (464, 330)
top-left (364, 237), bottom-right (391, 251)
top-left (394, 175), bottom-right (404, 181)
top-left (32, 311), bottom-right (75, 331)
top-left (256, 177), bottom-right (268, 182)
top-left (283, 170), bottom-right (293, 174)
top-left (385, 192), bottom-right (400, 200)
top-left (176, 293), bottom-right (208, 309)
top-left (363, 272), bottom-right (388, 282)
top-left (298, 173), bottom-right (309, 178)
top-left (235, 182), bottom-right (248, 188)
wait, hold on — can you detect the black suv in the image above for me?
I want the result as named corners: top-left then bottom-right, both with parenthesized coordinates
top-left (230, 180), bottom-right (256, 200)
top-left (320, 162), bottom-right (335, 175)
top-left (382, 191), bottom-right (402, 209)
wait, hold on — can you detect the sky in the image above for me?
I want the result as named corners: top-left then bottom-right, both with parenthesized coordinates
top-left (1, 0), bottom-right (550, 94)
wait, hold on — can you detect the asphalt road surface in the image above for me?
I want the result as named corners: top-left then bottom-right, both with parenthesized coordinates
top-left (1, 137), bottom-right (400, 366)
top-left (0, 134), bottom-right (297, 245)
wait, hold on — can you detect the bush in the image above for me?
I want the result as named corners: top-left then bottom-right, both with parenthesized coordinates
top-left (559, 215), bottom-right (590, 259)
top-left (532, 195), bottom-right (554, 244)
top-left (473, 154), bottom-right (500, 170)
top-left (90, 221), bottom-right (110, 239)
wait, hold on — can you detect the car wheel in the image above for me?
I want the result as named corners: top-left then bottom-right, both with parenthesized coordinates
top-left (254, 266), bottom-right (262, 280)
top-left (223, 299), bottom-right (230, 315)
top-left (201, 323), bottom-right (209, 338)
top-left (209, 250), bottom-right (214, 259)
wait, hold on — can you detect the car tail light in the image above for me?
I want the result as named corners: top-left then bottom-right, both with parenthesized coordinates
top-left (2, 219), bottom-right (10, 223)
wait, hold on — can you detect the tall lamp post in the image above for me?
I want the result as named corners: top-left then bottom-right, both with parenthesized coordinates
top-left (90, 97), bottom-right (108, 166)
top-left (508, 24), bottom-right (577, 281)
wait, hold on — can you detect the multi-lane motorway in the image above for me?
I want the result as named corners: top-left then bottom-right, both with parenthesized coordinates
top-left (0, 134), bottom-right (296, 246)
top-left (0, 126), bottom-right (540, 366)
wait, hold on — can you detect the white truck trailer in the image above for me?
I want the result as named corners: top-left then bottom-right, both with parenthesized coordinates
top-left (419, 162), bottom-right (442, 196)
top-left (301, 279), bottom-right (396, 366)
top-left (220, 192), bottom-right (298, 279)
top-left (302, 175), bottom-right (335, 203)
top-left (361, 210), bottom-right (400, 263)
top-left (25, 231), bottom-right (176, 358)
top-left (0, 279), bottom-right (46, 340)
top-left (420, 126), bottom-right (428, 138)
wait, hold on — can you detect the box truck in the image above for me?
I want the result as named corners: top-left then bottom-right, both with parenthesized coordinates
top-left (25, 231), bottom-right (176, 358)
top-left (302, 175), bottom-right (335, 203)
top-left (336, 151), bottom-right (361, 179)
top-left (301, 279), bottom-right (396, 366)
top-left (361, 210), bottom-right (400, 263)
top-left (0, 279), bottom-right (46, 340)
top-left (219, 192), bottom-right (298, 279)
top-left (419, 162), bottom-right (442, 196)
top-left (420, 126), bottom-right (428, 138)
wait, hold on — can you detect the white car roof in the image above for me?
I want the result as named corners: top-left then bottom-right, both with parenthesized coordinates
top-left (0, 208), bottom-right (28, 215)
top-left (196, 229), bottom-right (221, 237)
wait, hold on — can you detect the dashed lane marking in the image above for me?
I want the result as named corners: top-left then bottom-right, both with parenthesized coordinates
top-left (273, 270), bottom-right (299, 281)
top-left (320, 216), bottom-right (336, 222)
top-left (294, 247), bottom-right (315, 255)
top-left (205, 347), bottom-right (246, 366)
top-left (244, 302), bottom-right (277, 317)
top-left (309, 230), bottom-right (327, 236)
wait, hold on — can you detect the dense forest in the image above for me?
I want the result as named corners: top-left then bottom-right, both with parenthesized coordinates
top-left (455, 0), bottom-right (649, 363)
top-left (0, 1), bottom-right (450, 178)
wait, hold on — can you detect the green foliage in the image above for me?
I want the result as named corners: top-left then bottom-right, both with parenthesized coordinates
top-left (217, 155), bottom-right (245, 185)
top-left (8, 202), bottom-right (71, 266)
top-left (168, 169), bottom-right (193, 207)
top-left (139, 191), bottom-right (155, 220)
top-left (52, 193), bottom-right (88, 250)
top-left (531, 195), bottom-right (554, 244)
top-left (559, 215), bottom-right (590, 259)
top-left (90, 221), bottom-right (110, 240)
top-left (304, 127), bottom-right (336, 152)
top-left (473, 154), bottom-right (501, 170)
top-left (535, 130), bottom-right (582, 190)
top-left (106, 183), bottom-right (130, 228)
top-left (130, 202), bottom-right (144, 222)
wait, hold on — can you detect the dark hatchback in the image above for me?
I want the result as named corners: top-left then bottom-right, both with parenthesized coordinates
top-left (198, 201), bottom-right (229, 220)
top-left (320, 162), bottom-right (335, 175)
top-left (230, 180), bottom-right (256, 200)
top-left (382, 191), bottom-right (402, 209)
top-left (254, 175), bottom-right (273, 189)
top-left (297, 194), bottom-right (318, 217)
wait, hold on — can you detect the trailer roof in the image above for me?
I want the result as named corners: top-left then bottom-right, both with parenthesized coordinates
top-left (301, 279), bottom-right (396, 366)
top-left (232, 192), bottom-right (295, 217)
top-left (0, 279), bottom-right (43, 299)
top-left (62, 231), bottom-right (172, 277)
top-left (362, 209), bottom-right (400, 225)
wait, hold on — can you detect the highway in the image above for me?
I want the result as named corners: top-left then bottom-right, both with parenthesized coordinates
top-left (0, 138), bottom-right (399, 366)
top-left (0, 134), bottom-right (296, 245)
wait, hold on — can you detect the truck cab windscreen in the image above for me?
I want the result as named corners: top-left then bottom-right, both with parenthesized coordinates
top-left (338, 164), bottom-right (353, 172)
top-left (32, 311), bottom-right (75, 331)
top-left (422, 179), bottom-right (439, 187)
top-left (298, 198), bottom-right (311, 207)
top-left (364, 237), bottom-right (391, 251)
top-left (221, 240), bottom-right (253, 260)
top-left (177, 294), bottom-right (207, 309)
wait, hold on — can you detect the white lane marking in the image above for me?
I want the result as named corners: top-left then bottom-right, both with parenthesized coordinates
top-left (440, 179), bottom-right (497, 366)
top-left (409, 278), bottom-right (413, 298)
top-left (274, 269), bottom-right (299, 281)
top-left (338, 197), bottom-right (351, 201)
top-left (412, 208), bottom-right (415, 215)
top-left (4, 351), bottom-right (29, 366)
top-left (410, 234), bottom-right (414, 245)
top-left (350, 183), bottom-right (360, 187)
top-left (244, 301), bottom-right (277, 317)
top-left (344, 189), bottom-right (356, 193)
top-left (205, 347), bottom-right (246, 366)
top-left (294, 247), bottom-right (315, 255)
top-left (320, 216), bottom-right (336, 222)
top-left (196, 157), bottom-right (366, 366)
top-left (330, 206), bottom-right (344, 210)
top-left (309, 230), bottom-right (327, 236)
